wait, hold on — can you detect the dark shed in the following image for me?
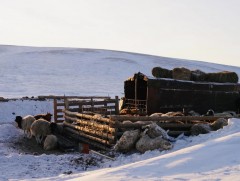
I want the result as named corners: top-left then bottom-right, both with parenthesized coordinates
top-left (124, 72), bottom-right (240, 115)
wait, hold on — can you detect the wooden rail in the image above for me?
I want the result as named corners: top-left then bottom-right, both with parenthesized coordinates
top-left (63, 122), bottom-right (115, 141)
top-left (64, 115), bottom-right (115, 133)
top-left (52, 96), bottom-right (112, 123)
top-left (63, 110), bottom-right (114, 124)
top-left (62, 106), bottom-right (234, 150)
top-left (63, 127), bottom-right (111, 151)
top-left (64, 96), bottom-right (119, 116)
top-left (62, 97), bottom-right (119, 150)
top-left (110, 115), bottom-right (231, 122)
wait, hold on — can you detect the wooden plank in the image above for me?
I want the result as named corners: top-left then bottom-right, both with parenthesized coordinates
top-left (56, 103), bottom-right (65, 106)
top-left (90, 150), bottom-right (115, 161)
top-left (68, 108), bottom-right (80, 112)
top-left (64, 115), bottom-right (116, 133)
top-left (67, 100), bottom-right (117, 106)
top-left (63, 127), bottom-right (111, 150)
top-left (39, 95), bottom-right (110, 99)
top-left (55, 119), bottom-right (64, 123)
top-left (148, 78), bottom-right (240, 92)
top-left (63, 121), bottom-right (115, 141)
top-left (110, 115), bottom-right (230, 122)
top-left (57, 115), bottom-right (64, 118)
top-left (56, 109), bottom-right (63, 112)
top-left (113, 122), bottom-right (193, 129)
top-left (63, 126), bottom-right (112, 146)
top-left (63, 110), bottom-right (113, 123)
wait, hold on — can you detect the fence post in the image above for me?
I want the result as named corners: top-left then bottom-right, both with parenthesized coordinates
top-left (53, 98), bottom-right (57, 123)
top-left (115, 96), bottom-right (119, 115)
top-left (91, 97), bottom-right (94, 112)
top-left (78, 102), bottom-right (83, 113)
top-left (65, 97), bottom-right (69, 110)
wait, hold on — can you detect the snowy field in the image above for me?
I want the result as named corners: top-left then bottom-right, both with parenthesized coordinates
top-left (0, 45), bottom-right (239, 98)
top-left (0, 45), bottom-right (240, 180)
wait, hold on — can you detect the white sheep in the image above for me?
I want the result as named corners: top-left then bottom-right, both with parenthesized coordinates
top-left (149, 113), bottom-right (163, 117)
top-left (142, 123), bottom-right (175, 142)
top-left (136, 134), bottom-right (173, 153)
top-left (43, 134), bottom-right (58, 151)
top-left (30, 118), bottom-right (51, 144)
top-left (15, 115), bottom-right (36, 138)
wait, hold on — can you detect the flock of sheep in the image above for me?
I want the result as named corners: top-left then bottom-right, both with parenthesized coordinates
top-left (114, 109), bottom-right (233, 153)
top-left (14, 109), bottom-right (234, 154)
top-left (14, 113), bottom-right (61, 151)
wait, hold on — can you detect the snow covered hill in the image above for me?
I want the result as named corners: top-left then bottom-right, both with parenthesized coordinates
top-left (0, 45), bottom-right (240, 181)
top-left (0, 45), bottom-right (239, 98)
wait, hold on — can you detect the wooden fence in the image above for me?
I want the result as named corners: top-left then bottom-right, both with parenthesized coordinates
top-left (52, 96), bottom-right (113, 123)
top-left (62, 96), bottom-right (119, 150)
top-left (63, 110), bottom-right (116, 150)
top-left (62, 108), bottom-right (228, 150)
top-left (64, 96), bottom-right (119, 115)
top-left (110, 115), bottom-right (230, 137)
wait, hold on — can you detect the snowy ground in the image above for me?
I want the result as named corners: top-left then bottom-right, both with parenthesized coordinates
top-left (1, 108), bottom-right (240, 180)
top-left (0, 45), bottom-right (240, 180)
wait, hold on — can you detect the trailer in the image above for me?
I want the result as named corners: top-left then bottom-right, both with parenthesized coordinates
top-left (124, 72), bottom-right (240, 115)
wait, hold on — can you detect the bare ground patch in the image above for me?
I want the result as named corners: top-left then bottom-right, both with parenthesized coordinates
top-left (10, 136), bottom-right (66, 155)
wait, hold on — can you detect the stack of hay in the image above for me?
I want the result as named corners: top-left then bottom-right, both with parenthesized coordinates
top-left (152, 66), bottom-right (239, 83)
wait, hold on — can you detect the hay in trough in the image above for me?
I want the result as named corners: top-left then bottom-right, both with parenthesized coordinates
top-left (114, 129), bottom-right (140, 153)
top-left (136, 134), bottom-right (173, 153)
top-left (152, 67), bottom-right (172, 78)
top-left (172, 67), bottom-right (191, 81)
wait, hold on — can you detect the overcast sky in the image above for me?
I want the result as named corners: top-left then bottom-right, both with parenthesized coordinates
top-left (0, 0), bottom-right (240, 67)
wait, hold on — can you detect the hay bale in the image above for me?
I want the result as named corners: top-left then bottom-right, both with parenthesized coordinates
top-left (114, 129), bottom-right (140, 153)
top-left (152, 67), bottom-right (172, 78)
top-left (210, 118), bottom-right (228, 131)
top-left (191, 69), bottom-right (206, 81)
top-left (190, 124), bottom-right (211, 136)
top-left (120, 108), bottom-right (131, 115)
top-left (120, 108), bottom-right (140, 115)
top-left (205, 71), bottom-right (238, 83)
top-left (136, 134), bottom-right (173, 153)
top-left (172, 67), bottom-right (191, 81)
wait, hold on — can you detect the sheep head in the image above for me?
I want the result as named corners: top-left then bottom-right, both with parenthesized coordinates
top-left (46, 112), bottom-right (52, 121)
top-left (15, 116), bottom-right (23, 129)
